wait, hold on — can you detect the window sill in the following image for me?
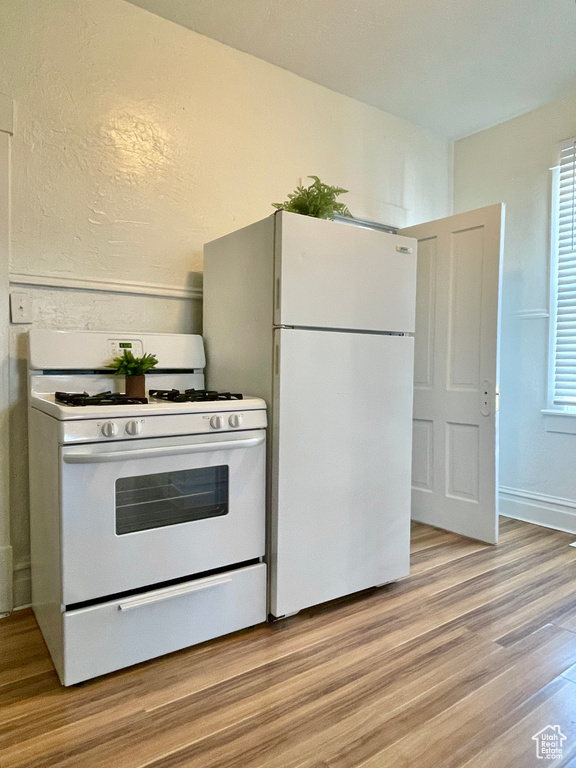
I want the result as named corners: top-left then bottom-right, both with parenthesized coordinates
top-left (543, 409), bottom-right (576, 434)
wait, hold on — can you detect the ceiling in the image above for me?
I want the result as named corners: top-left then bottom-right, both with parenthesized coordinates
top-left (124, 0), bottom-right (576, 139)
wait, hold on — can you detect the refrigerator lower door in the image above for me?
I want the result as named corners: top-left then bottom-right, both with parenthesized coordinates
top-left (270, 328), bottom-right (414, 618)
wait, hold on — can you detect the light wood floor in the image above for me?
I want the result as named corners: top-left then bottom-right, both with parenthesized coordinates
top-left (2, 518), bottom-right (576, 768)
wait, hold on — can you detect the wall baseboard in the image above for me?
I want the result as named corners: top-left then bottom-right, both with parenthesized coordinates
top-left (509, 309), bottom-right (549, 318)
top-left (13, 559), bottom-right (31, 611)
top-left (500, 486), bottom-right (576, 535)
top-left (0, 545), bottom-right (13, 612)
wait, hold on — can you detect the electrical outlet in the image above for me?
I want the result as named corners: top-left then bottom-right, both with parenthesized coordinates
top-left (10, 292), bottom-right (33, 324)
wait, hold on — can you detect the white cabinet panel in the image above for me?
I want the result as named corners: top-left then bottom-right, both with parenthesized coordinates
top-left (62, 564), bottom-right (266, 685)
top-left (270, 328), bottom-right (414, 617)
top-left (275, 212), bottom-right (416, 333)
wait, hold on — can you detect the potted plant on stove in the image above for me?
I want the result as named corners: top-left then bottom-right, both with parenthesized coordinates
top-left (107, 350), bottom-right (158, 400)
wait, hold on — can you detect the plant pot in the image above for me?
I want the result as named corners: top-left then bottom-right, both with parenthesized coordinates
top-left (125, 375), bottom-right (146, 399)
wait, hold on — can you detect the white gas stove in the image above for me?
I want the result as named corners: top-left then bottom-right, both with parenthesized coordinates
top-left (28, 329), bottom-right (267, 686)
top-left (31, 389), bottom-right (267, 444)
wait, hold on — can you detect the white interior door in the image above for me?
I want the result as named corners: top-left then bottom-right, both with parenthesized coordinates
top-left (399, 204), bottom-right (504, 544)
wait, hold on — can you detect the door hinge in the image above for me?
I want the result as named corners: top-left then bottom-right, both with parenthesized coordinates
top-left (495, 386), bottom-right (500, 412)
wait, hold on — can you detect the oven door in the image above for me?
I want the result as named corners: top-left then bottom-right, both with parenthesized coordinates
top-left (60, 429), bottom-right (265, 604)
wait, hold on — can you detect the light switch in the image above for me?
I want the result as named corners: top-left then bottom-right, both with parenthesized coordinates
top-left (10, 292), bottom-right (33, 324)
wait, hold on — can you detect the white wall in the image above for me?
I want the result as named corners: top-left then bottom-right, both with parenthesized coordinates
top-left (454, 93), bottom-right (576, 533)
top-left (0, 96), bottom-right (13, 614)
top-left (0, 0), bottom-right (452, 608)
top-left (2, 0), bottom-right (452, 287)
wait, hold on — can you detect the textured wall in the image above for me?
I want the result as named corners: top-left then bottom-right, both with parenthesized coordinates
top-left (1, 0), bottom-right (452, 287)
top-left (454, 92), bottom-right (576, 533)
top-left (0, 0), bottom-right (452, 607)
top-left (0, 104), bottom-right (12, 614)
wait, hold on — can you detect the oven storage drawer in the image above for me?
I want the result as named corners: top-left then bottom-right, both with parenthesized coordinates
top-left (61, 563), bottom-right (266, 686)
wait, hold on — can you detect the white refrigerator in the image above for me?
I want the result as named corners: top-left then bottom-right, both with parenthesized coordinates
top-left (203, 211), bottom-right (417, 618)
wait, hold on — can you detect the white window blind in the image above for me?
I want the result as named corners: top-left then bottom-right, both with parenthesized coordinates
top-left (552, 138), bottom-right (576, 405)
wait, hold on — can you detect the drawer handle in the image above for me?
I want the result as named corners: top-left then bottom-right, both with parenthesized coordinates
top-left (118, 575), bottom-right (232, 611)
top-left (64, 435), bottom-right (265, 464)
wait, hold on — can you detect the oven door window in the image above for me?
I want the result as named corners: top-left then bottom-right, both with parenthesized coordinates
top-left (115, 465), bottom-right (229, 535)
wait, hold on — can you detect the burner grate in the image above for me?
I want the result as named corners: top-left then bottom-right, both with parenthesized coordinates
top-left (53, 389), bottom-right (244, 406)
top-left (149, 388), bottom-right (243, 403)
top-left (55, 391), bottom-right (148, 406)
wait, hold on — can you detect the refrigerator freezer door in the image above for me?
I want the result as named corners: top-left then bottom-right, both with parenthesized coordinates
top-left (274, 211), bottom-right (416, 332)
top-left (270, 328), bottom-right (414, 618)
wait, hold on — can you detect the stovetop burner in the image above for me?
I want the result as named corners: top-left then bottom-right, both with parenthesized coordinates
top-left (55, 391), bottom-right (149, 407)
top-left (53, 389), bottom-right (244, 407)
top-left (149, 389), bottom-right (244, 403)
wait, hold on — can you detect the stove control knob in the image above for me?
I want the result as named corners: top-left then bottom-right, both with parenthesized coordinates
top-left (228, 413), bottom-right (243, 428)
top-left (210, 415), bottom-right (225, 430)
top-left (101, 421), bottom-right (118, 438)
top-left (125, 420), bottom-right (142, 436)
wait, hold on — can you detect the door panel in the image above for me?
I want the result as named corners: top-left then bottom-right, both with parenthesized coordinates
top-left (270, 328), bottom-right (414, 617)
top-left (449, 226), bottom-right (484, 386)
top-left (413, 237), bottom-right (437, 388)
top-left (412, 419), bottom-right (434, 491)
top-left (400, 204), bottom-right (504, 544)
top-left (275, 210), bottom-right (417, 332)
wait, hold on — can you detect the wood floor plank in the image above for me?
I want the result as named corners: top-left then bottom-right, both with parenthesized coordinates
top-left (348, 626), bottom-right (576, 768)
top-left (275, 624), bottom-right (576, 768)
top-left (409, 517), bottom-right (557, 575)
top-left (410, 538), bottom-right (491, 574)
top-left (126, 532), bottom-right (571, 715)
top-left (408, 523), bottom-right (462, 552)
top-left (466, 561), bottom-right (576, 645)
top-left (555, 603), bottom-right (576, 634)
top-left (253, 631), bottom-right (502, 768)
top-left (455, 677), bottom-right (576, 768)
top-left (0, 611), bottom-right (55, 688)
top-left (0, 625), bottom-right (497, 767)
top-left (102, 624), bottom-right (574, 768)
top-left (562, 662), bottom-right (576, 685)
top-left (427, 548), bottom-right (576, 643)
top-left (1, 519), bottom-right (575, 768)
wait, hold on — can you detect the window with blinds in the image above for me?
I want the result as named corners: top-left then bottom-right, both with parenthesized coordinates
top-left (551, 138), bottom-right (576, 406)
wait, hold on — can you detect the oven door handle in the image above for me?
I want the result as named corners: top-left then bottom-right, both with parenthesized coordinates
top-left (118, 574), bottom-right (233, 612)
top-left (63, 434), bottom-right (265, 463)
